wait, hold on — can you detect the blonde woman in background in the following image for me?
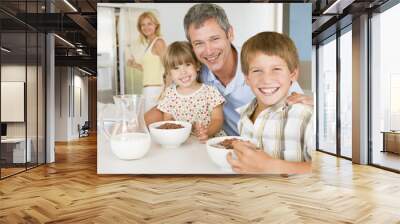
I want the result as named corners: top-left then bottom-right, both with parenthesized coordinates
top-left (128, 11), bottom-right (167, 112)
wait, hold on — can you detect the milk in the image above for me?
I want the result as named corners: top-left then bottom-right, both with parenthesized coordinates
top-left (110, 132), bottom-right (151, 160)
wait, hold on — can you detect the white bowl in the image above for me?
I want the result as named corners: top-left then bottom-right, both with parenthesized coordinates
top-left (149, 121), bottom-right (192, 148)
top-left (206, 136), bottom-right (247, 170)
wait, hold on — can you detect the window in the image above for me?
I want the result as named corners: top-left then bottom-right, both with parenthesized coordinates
top-left (317, 36), bottom-right (337, 155)
top-left (339, 28), bottom-right (352, 158)
top-left (371, 2), bottom-right (400, 171)
top-left (390, 74), bottom-right (400, 130)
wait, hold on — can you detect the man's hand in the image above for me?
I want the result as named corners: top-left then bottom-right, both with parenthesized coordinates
top-left (286, 92), bottom-right (313, 107)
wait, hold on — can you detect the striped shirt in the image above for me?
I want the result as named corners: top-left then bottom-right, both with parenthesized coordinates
top-left (237, 98), bottom-right (314, 162)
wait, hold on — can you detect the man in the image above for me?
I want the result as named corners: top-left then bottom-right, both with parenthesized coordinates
top-left (184, 3), bottom-right (310, 136)
top-left (145, 3), bottom-right (312, 136)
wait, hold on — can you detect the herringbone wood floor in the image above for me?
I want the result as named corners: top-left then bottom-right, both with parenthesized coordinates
top-left (1, 135), bottom-right (400, 224)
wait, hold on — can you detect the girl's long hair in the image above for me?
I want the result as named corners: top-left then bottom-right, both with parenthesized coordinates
top-left (158, 41), bottom-right (202, 100)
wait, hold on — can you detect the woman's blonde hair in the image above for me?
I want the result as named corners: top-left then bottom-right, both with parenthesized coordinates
top-left (137, 11), bottom-right (161, 43)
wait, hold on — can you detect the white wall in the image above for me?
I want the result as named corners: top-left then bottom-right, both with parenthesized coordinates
top-left (55, 67), bottom-right (89, 141)
top-left (55, 67), bottom-right (70, 141)
top-left (76, 75), bottom-right (89, 123)
top-left (72, 74), bottom-right (89, 138)
top-left (112, 3), bottom-right (282, 48)
top-left (1, 65), bottom-right (26, 82)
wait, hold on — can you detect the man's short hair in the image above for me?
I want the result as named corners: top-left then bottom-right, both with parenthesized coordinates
top-left (184, 3), bottom-right (231, 41)
top-left (241, 32), bottom-right (300, 75)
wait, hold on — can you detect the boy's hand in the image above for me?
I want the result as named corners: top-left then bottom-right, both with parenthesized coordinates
top-left (227, 141), bottom-right (278, 174)
top-left (193, 122), bottom-right (208, 143)
top-left (286, 92), bottom-right (313, 107)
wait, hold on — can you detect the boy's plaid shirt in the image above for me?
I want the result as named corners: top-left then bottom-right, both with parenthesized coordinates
top-left (237, 98), bottom-right (314, 162)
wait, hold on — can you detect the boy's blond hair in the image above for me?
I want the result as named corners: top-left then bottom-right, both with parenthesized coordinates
top-left (137, 11), bottom-right (161, 44)
top-left (240, 32), bottom-right (299, 75)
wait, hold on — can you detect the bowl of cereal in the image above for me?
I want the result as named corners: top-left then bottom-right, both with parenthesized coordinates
top-left (149, 121), bottom-right (192, 148)
top-left (206, 136), bottom-right (248, 170)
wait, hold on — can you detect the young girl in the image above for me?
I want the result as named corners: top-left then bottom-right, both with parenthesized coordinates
top-left (157, 41), bottom-right (225, 142)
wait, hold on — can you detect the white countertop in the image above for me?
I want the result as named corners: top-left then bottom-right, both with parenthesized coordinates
top-left (97, 132), bottom-right (235, 174)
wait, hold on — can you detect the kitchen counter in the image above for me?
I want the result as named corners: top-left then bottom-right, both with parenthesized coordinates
top-left (97, 132), bottom-right (234, 174)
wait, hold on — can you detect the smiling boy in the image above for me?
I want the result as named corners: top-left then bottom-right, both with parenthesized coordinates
top-left (227, 32), bottom-right (314, 174)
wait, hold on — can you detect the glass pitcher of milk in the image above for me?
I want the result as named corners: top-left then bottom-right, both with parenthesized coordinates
top-left (102, 95), bottom-right (151, 160)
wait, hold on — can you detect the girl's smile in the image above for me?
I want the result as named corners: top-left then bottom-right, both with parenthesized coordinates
top-left (170, 63), bottom-right (201, 94)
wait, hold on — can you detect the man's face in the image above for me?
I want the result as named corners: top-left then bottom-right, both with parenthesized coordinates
top-left (245, 53), bottom-right (298, 108)
top-left (187, 18), bottom-right (233, 74)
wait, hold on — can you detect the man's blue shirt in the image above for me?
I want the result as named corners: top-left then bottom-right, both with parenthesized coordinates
top-left (200, 64), bottom-right (254, 136)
